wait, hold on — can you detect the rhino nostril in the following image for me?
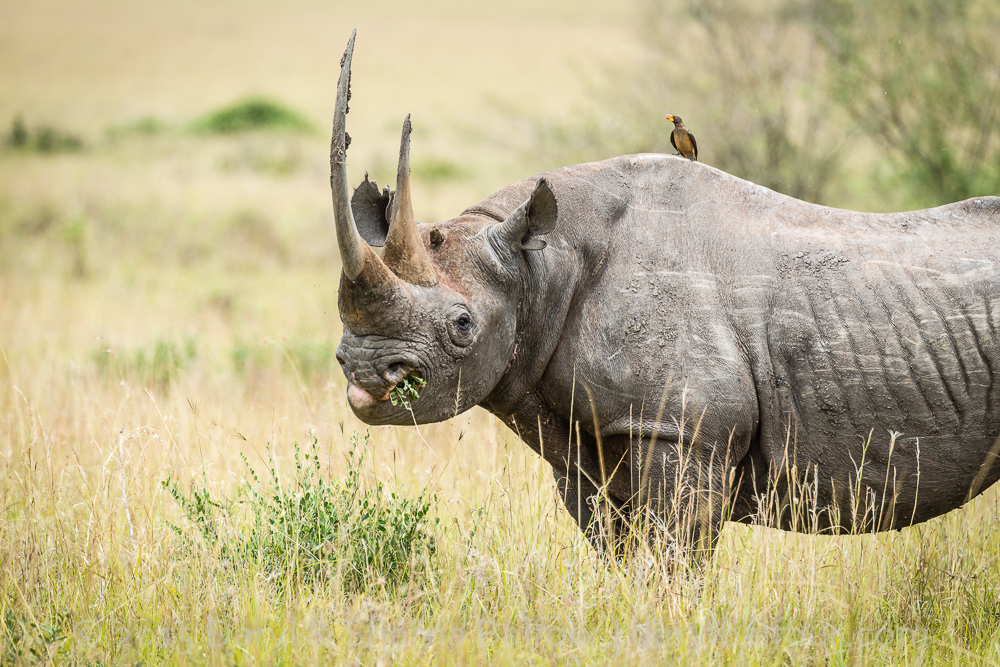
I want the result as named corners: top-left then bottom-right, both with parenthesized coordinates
top-left (384, 362), bottom-right (414, 385)
top-left (336, 355), bottom-right (352, 380)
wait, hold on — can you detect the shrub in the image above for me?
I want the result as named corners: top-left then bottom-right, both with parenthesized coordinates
top-left (5, 115), bottom-right (84, 153)
top-left (2, 610), bottom-right (70, 664)
top-left (162, 432), bottom-right (438, 594)
top-left (543, 0), bottom-right (1000, 210)
top-left (536, 0), bottom-right (845, 205)
top-left (812, 0), bottom-right (1000, 206)
top-left (194, 97), bottom-right (312, 134)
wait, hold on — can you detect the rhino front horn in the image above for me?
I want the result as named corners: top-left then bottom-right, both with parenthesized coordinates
top-left (329, 29), bottom-right (402, 290)
top-left (330, 31), bottom-right (416, 328)
top-left (328, 29), bottom-right (369, 280)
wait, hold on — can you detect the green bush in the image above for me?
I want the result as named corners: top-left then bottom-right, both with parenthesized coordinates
top-left (194, 97), bottom-right (312, 134)
top-left (163, 432), bottom-right (438, 594)
top-left (5, 115), bottom-right (84, 153)
top-left (2, 609), bottom-right (70, 664)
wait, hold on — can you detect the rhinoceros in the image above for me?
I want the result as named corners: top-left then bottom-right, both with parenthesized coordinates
top-left (330, 32), bottom-right (1000, 554)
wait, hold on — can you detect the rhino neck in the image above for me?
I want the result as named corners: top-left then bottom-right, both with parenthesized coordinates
top-left (479, 165), bottom-right (634, 419)
top-left (481, 235), bottom-right (584, 417)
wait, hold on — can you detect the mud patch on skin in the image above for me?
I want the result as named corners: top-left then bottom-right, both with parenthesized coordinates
top-left (792, 249), bottom-right (850, 277)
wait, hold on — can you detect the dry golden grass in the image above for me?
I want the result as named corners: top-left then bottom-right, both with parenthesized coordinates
top-left (3, 1), bottom-right (1000, 664)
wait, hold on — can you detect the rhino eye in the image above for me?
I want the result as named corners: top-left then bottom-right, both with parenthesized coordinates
top-left (444, 306), bottom-right (475, 349)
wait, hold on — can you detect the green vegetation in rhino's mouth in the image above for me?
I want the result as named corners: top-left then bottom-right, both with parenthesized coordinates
top-left (389, 375), bottom-right (426, 411)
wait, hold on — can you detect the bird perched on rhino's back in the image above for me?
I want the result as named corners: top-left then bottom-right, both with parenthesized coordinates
top-left (665, 114), bottom-right (698, 161)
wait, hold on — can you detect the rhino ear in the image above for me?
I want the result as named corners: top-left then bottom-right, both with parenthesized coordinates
top-left (350, 173), bottom-right (392, 247)
top-left (494, 178), bottom-right (558, 253)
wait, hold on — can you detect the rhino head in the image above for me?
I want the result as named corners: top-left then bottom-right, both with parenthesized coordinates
top-left (331, 31), bottom-right (557, 425)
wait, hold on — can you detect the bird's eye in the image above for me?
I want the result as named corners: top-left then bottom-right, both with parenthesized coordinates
top-left (456, 313), bottom-right (471, 331)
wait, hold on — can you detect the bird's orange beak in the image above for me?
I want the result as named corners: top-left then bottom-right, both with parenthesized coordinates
top-left (665, 115), bottom-right (674, 121)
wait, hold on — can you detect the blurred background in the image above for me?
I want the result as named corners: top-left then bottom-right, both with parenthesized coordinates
top-left (3, 1), bottom-right (1000, 660)
top-left (2, 0), bottom-right (998, 286)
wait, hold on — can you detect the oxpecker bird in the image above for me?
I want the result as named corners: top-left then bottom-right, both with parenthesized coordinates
top-left (665, 115), bottom-right (698, 161)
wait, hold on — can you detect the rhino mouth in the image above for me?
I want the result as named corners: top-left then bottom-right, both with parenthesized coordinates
top-left (344, 362), bottom-right (425, 413)
top-left (386, 372), bottom-right (427, 409)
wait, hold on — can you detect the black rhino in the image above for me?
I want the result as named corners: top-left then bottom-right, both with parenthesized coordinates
top-left (331, 32), bottom-right (1000, 553)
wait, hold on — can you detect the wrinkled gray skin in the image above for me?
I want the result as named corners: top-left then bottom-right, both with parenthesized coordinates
top-left (332, 33), bottom-right (1000, 553)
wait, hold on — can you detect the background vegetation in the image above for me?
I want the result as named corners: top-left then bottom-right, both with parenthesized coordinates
top-left (537, 0), bottom-right (1000, 211)
top-left (2, 0), bottom-right (999, 663)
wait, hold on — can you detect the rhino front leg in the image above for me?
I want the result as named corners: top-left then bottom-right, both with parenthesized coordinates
top-left (552, 468), bottom-right (596, 535)
top-left (632, 435), bottom-right (743, 561)
top-left (551, 468), bottom-right (635, 556)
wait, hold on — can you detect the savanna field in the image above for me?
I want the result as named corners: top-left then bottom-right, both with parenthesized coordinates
top-left (3, 1), bottom-right (1000, 664)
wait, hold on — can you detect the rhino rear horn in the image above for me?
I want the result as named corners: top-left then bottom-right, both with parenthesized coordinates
top-left (494, 178), bottom-right (558, 253)
top-left (381, 115), bottom-right (439, 286)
